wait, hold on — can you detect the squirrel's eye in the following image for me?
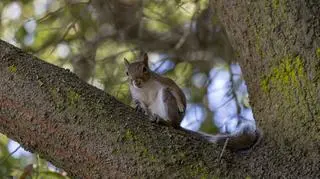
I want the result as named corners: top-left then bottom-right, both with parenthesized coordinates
top-left (126, 72), bottom-right (129, 76)
top-left (142, 67), bottom-right (147, 73)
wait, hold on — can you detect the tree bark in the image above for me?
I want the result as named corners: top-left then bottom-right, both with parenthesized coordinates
top-left (213, 0), bottom-right (320, 177)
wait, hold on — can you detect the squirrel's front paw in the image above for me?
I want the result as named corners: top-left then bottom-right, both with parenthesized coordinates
top-left (149, 114), bottom-right (161, 123)
top-left (135, 105), bottom-right (144, 113)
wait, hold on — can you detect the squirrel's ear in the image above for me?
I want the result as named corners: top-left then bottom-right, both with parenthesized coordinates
top-left (143, 53), bottom-right (149, 66)
top-left (124, 58), bottom-right (130, 67)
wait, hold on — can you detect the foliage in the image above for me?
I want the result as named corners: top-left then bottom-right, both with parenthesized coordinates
top-left (0, 134), bottom-right (69, 178)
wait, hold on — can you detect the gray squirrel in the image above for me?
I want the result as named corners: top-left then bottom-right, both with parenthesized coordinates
top-left (124, 53), bottom-right (262, 151)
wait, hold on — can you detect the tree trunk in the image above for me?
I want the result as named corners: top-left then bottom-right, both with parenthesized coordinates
top-left (213, 0), bottom-right (320, 177)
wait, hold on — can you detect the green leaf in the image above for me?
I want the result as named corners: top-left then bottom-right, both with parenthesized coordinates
top-left (174, 62), bottom-right (193, 84)
top-left (15, 26), bottom-right (27, 43)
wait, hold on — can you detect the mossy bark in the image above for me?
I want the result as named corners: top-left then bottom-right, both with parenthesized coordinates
top-left (213, 0), bottom-right (320, 177)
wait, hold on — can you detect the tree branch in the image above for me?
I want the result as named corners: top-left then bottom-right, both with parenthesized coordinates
top-left (0, 40), bottom-right (231, 178)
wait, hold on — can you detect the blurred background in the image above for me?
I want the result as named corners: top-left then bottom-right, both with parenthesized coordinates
top-left (0, 0), bottom-right (256, 178)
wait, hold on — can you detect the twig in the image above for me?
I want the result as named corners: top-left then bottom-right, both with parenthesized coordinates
top-left (207, 85), bottom-right (231, 95)
top-left (174, 31), bottom-right (190, 50)
top-left (153, 56), bottom-right (172, 73)
top-left (229, 64), bottom-right (242, 116)
top-left (48, 21), bottom-right (76, 55)
top-left (35, 154), bottom-right (41, 179)
top-left (215, 95), bottom-right (234, 110)
top-left (219, 138), bottom-right (229, 162)
top-left (37, 7), bottom-right (64, 23)
top-left (37, 1), bottom-right (91, 23)
top-left (174, 1), bottom-right (200, 50)
top-left (96, 48), bottom-right (138, 63)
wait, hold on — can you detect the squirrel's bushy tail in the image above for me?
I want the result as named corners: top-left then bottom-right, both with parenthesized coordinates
top-left (207, 129), bottom-right (262, 151)
top-left (182, 125), bottom-right (262, 152)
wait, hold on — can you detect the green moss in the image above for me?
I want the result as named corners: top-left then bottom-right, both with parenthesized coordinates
top-left (259, 55), bottom-right (306, 102)
top-left (121, 129), bottom-right (161, 164)
top-left (8, 65), bottom-right (17, 73)
top-left (273, 0), bottom-right (287, 19)
top-left (50, 87), bottom-right (64, 110)
top-left (316, 48), bottom-right (320, 58)
top-left (124, 129), bottom-right (136, 141)
top-left (114, 130), bottom-right (150, 157)
top-left (254, 31), bottom-right (264, 58)
top-left (141, 147), bottom-right (159, 163)
top-left (50, 88), bottom-right (58, 98)
top-left (67, 89), bottom-right (80, 107)
top-left (272, 0), bottom-right (279, 9)
top-left (141, 146), bottom-right (157, 162)
top-left (111, 148), bottom-right (121, 155)
top-left (50, 88), bottom-right (81, 110)
top-left (149, 155), bottom-right (157, 162)
top-left (187, 162), bottom-right (210, 178)
top-left (254, 27), bottom-right (265, 58)
top-left (253, 22), bottom-right (268, 59)
top-left (260, 78), bottom-right (270, 93)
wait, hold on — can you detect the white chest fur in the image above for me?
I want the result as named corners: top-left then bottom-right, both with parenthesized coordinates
top-left (130, 81), bottom-right (169, 120)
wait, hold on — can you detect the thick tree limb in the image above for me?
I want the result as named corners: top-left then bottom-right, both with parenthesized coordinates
top-left (0, 40), bottom-right (234, 178)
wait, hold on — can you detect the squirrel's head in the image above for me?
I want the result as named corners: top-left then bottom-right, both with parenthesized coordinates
top-left (124, 53), bottom-right (151, 88)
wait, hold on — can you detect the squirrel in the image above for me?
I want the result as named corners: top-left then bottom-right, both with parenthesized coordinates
top-left (124, 52), bottom-right (262, 151)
